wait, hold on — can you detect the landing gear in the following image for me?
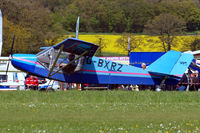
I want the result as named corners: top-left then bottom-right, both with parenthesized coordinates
top-left (156, 76), bottom-right (168, 91)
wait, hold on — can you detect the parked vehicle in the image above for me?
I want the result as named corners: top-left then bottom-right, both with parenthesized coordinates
top-left (0, 72), bottom-right (26, 90)
top-left (38, 79), bottom-right (60, 91)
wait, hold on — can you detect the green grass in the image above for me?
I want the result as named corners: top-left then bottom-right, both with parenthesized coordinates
top-left (0, 90), bottom-right (200, 133)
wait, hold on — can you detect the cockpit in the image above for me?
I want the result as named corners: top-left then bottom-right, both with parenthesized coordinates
top-left (36, 47), bottom-right (85, 74)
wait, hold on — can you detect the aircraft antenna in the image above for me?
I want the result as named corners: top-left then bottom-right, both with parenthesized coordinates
top-left (76, 16), bottom-right (79, 39)
top-left (0, 9), bottom-right (2, 56)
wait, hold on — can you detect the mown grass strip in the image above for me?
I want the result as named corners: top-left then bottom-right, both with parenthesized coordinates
top-left (0, 90), bottom-right (200, 132)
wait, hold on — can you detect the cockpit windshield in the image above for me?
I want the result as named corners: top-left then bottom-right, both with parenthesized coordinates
top-left (37, 47), bottom-right (85, 74)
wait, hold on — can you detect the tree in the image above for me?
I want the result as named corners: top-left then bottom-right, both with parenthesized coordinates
top-left (144, 13), bottom-right (186, 52)
top-left (94, 36), bottom-right (108, 56)
top-left (2, 17), bottom-right (31, 55)
top-left (158, 0), bottom-right (200, 31)
top-left (115, 33), bottom-right (143, 55)
top-left (190, 38), bottom-right (200, 51)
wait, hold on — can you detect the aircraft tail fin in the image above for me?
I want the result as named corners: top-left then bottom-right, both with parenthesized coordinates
top-left (146, 50), bottom-right (193, 78)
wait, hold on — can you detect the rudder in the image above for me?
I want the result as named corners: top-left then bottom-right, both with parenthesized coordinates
top-left (146, 50), bottom-right (193, 77)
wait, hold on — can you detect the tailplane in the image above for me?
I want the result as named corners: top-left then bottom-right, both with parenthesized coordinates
top-left (146, 50), bottom-right (193, 78)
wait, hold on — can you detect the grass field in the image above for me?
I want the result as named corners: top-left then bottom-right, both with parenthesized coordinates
top-left (0, 90), bottom-right (200, 133)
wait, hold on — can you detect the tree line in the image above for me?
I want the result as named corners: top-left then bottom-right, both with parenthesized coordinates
top-left (1, 0), bottom-right (200, 55)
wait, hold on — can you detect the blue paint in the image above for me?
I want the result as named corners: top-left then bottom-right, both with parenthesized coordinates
top-left (11, 38), bottom-right (194, 86)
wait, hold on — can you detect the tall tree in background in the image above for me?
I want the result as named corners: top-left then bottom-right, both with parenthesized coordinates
top-left (94, 36), bottom-right (108, 56)
top-left (144, 13), bottom-right (186, 52)
top-left (1, 0), bottom-right (200, 55)
top-left (2, 17), bottom-right (31, 55)
top-left (0, 0), bottom-right (53, 55)
top-left (158, 0), bottom-right (200, 31)
top-left (115, 33), bottom-right (143, 55)
top-left (190, 38), bottom-right (200, 51)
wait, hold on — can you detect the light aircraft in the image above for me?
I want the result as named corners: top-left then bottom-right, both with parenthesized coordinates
top-left (10, 18), bottom-right (194, 89)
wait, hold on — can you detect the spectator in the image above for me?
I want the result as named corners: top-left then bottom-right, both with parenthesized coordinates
top-left (194, 70), bottom-right (199, 78)
top-left (59, 81), bottom-right (66, 91)
top-left (141, 63), bottom-right (146, 69)
top-left (25, 75), bottom-right (39, 90)
top-left (178, 73), bottom-right (189, 91)
top-left (194, 70), bottom-right (200, 91)
top-left (190, 72), bottom-right (199, 91)
top-left (139, 63), bottom-right (149, 90)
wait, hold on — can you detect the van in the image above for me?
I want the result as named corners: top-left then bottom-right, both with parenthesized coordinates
top-left (0, 57), bottom-right (26, 90)
top-left (0, 72), bottom-right (26, 90)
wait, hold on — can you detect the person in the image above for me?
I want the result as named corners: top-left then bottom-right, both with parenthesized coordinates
top-left (63, 54), bottom-right (76, 73)
top-left (141, 63), bottom-right (146, 69)
top-left (194, 70), bottom-right (199, 78)
top-left (68, 54), bottom-right (75, 62)
top-left (25, 75), bottom-right (39, 90)
top-left (194, 70), bottom-right (200, 91)
top-left (139, 63), bottom-right (149, 90)
top-left (190, 72), bottom-right (199, 91)
top-left (58, 81), bottom-right (66, 91)
top-left (177, 73), bottom-right (189, 91)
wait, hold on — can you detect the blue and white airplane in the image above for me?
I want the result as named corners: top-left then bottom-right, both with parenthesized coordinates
top-left (11, 39), bottom-right (193, 87)
top-left (10, 17), bottom-right (194, 88)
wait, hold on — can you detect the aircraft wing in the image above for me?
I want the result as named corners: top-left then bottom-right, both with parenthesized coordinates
top-left (146, 50), bottom-right (194, 78)
top-left (53, 38), bottom-right (99, 57)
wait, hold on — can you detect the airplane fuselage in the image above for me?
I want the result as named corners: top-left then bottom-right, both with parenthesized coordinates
top-left (11, 54), bottom-right (180, 85)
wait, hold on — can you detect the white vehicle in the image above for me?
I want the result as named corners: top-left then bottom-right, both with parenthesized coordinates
top-left (0, 57), bottom-right (26, 90)
top-left (0, 72), bottom-right (26, 90)
top-left (38, 79), bottom-right (60, 91)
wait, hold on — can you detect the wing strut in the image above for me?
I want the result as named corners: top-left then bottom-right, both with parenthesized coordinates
top-left (48, 50), bottom-right (89, 77)
top-left (47, 44), bottom-right (65, 77)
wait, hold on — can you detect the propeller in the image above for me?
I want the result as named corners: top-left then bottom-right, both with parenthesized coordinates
top-left (5, 35), bottom-right (15, 75)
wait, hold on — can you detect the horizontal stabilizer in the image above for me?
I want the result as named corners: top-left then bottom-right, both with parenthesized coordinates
top-left (146, 50), bottom-right (193, 77)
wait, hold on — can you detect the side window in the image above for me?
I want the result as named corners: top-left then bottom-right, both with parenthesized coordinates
top-left (0, 75), bottom-right (7, 83)
top-left (52, 52), bottom-right (79, 73)
top-left (37, 47), bottom-right (54, 69)
top-left (51, 50), bottom-right (69, 72)
top-left (13, 72), bottom-right (18, 82)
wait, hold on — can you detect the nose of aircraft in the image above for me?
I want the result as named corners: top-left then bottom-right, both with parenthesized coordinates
top-left (11, 54), bottom-right (38, 72)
